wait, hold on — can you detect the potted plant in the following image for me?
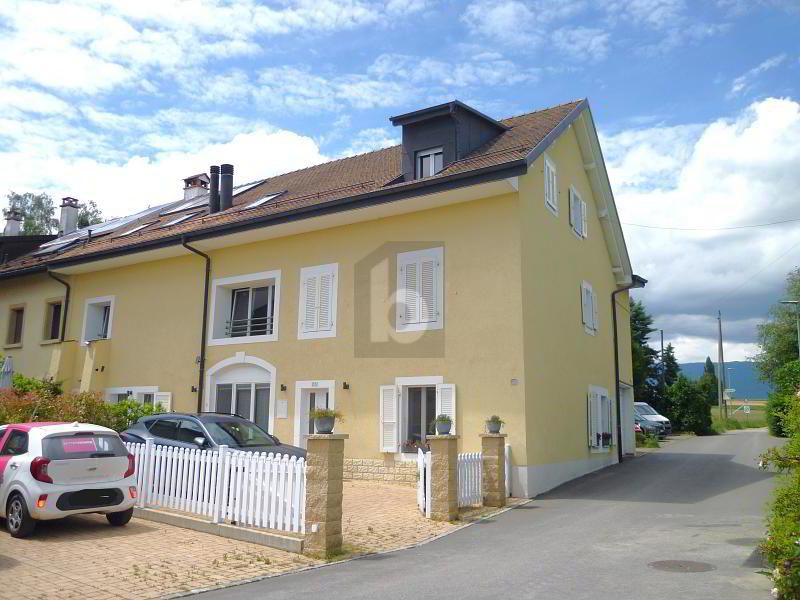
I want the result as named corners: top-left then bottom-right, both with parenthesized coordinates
top-left (309, 408), bottom-right (342, 434)
top-left (601, 432), bottom-right (613, 446)
top-left (486, 415), bottom-right (505, 434)
top-left (433, 414), bottom-right (453, 435)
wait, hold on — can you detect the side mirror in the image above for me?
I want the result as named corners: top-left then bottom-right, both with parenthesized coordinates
top-left (193, 436), bottom-right (207, 448)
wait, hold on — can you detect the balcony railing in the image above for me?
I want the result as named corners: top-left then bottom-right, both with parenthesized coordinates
top-left (225, 316), bottom-right (274, 337)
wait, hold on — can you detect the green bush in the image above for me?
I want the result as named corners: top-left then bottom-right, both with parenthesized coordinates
top-left (667, 375), bottom-right (713, 435)
top-left (0, 388), bottom-right (160, 432)
top-left (768, 393), bottom-right (793, 437)
top-left (11, 373), bottom-right (62, 396)
top-left (761, 376), bottom-right (800, 598)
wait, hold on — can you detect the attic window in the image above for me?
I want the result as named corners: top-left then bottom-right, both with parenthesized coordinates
top-left (245, 192), bottom-right (282, 209)
top-left (117, 222), bottom-right (154, 237)
top-left (160, 212), bottom-right (200, 228)
top-left (415, 147), bottom-right (443, 179)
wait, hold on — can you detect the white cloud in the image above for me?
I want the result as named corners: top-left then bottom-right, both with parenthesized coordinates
top-left (608, 98), bottom-right (800, 362)
top-left (552, 27), bottom-right (611, 61)
top-left (338, 127), bottom-right (399, 157)
top-left (729, 54), bottom-right (788, 97)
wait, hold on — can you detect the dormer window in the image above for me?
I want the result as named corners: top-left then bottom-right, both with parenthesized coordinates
top-left (415, 147), bottom-right (444, 179)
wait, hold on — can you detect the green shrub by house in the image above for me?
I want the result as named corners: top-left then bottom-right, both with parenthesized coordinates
top-left (666, 375), bottom-right (712, 435)
top-left (761, 381), bottom-right (800, 598)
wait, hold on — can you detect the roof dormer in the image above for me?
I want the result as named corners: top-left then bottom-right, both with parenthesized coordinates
top-left (390, 100), bottom-right (509, 182)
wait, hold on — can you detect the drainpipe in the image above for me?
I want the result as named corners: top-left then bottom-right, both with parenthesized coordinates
top-left (611, 274), bottom-right (647, 463)
top-left (182, 237), bottom-right (211, 413)
top-left (47, 270), bottom-right (71, 342)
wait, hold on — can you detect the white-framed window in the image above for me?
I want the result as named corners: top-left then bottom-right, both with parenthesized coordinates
top-left (82, 296), bottom-right (114, 343)
top-left (214, 382), bottom-right (271, 430)
top-left (580, 281), bottom-right (599, 335)
top-left (415, 147), bottom-right (444, 179)
top-left (298, 263), bottom-right (338, 340)
top-left (544, 154), bottom-right (558, 215)
top-left (379, 377), bottom-right (455, 453)
top-left (209, 271), bottom-right (281, 345)
top-left (396, 247), bottom-right (444, 332)
top-left (569, 186), bottom-right (588, 238)
top-left (105, 387), bottom-right (171, 411)
top-left (588, 386), bottom-right (612, 452)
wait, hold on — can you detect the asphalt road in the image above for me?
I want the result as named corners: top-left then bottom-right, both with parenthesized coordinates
top-left (201, 430), bottom-right (780, 600)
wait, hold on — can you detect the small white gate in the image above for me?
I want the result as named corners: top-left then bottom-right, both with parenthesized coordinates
top-left (417, 444), bottom-right (513, 517)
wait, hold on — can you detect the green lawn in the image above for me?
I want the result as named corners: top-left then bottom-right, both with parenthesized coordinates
top-left (711, 404), bottom-right (767, 431)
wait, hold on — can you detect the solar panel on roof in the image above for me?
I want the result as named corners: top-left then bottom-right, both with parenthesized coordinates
top-left (32, 238), bottom-right (79, 256)
top-left (244, 192), bottom-right (283, 209)
top-left (159, 212), bottom-right (200, 228)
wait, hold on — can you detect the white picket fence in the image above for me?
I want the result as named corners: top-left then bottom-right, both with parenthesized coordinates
top-left (125, 440), bottom-right (306, 533)
top-left (457, 452), bottom-right (482, 507)
top-left (417, 444), bottom-right (512, 515)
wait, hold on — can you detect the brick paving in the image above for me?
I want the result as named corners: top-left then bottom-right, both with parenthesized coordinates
top-left (0, 482), bottom-right (515, 599)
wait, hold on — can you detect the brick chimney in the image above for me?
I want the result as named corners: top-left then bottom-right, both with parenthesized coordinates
top-left (59, 197), bottom-right (80, 236)
top-left (2, 206), bottom-right (23, 236)
top-left (183, 173), bottom-right (210, 201)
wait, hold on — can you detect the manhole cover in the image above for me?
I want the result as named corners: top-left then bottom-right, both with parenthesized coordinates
top-left (649, 560), bottom-right (716, 573)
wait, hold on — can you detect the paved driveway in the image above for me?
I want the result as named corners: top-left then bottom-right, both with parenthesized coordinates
top-left (201, 430), bottom-right (780, 600)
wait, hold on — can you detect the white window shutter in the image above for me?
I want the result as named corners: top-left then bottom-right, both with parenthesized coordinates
top-left (399, 260), bottom-right (419, 324)
top-left (379, 385), bottom-right (399, 452)
top-left (592, 290), bottom-right (599, 332)
top-left (301, 273), bottom-right (318, 333)
top-left (581, 283), bottom-right (590, 326)
top-left (581, 199), bottom-right (588, 238)
top-left (435, 383), bottom-right (456, 435)
top-left (569, 189), bottom-right (578, 230)
top-left (419, 257), bottom-right (438, 323)
top-left (587, 392), bottom-right (596, 447)
top-left (318, 271), bottom-right (334, 330)
top-left (154, 392), bottom-right (172, 412)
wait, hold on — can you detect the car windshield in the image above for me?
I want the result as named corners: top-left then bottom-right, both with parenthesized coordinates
top-left (636, 404), bottom-right (658, 416)
top-left (43, 433), bottom-right (128, 459)
top-left (204, 419), bottom-right (276, 448)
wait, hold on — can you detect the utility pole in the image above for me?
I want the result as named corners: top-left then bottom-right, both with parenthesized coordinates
top-left (660, 329), bottom-right (666, 395)
top-left (717, 311), bottom-right (728, 420)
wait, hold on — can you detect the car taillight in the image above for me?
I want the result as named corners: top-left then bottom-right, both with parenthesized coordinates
top-left (36, 494), bottom-right (48, 509)
top-left (124, 453), bottom-right (135, 478)
top-left (30, 457), bottom-right (53, 483)
top-left (129, 486), bottom-right (137, 499)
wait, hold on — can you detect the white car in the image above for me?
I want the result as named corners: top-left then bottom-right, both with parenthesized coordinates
top-left (634, 402), bottom-right (672, 434)
top-left (0, 421), bottom-right (137, 538)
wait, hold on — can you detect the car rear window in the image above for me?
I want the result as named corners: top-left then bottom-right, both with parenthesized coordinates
top-left (43, 433), bottom-right (128, 459)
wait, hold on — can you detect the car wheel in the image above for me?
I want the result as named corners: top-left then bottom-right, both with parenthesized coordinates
top-left (6, 493), bottom-right (36, 538)
top-left (106, 508), bottom-right (134, 527)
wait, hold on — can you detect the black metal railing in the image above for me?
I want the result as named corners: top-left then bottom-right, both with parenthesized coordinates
top-left (225, 316), bottom-right (273, 337)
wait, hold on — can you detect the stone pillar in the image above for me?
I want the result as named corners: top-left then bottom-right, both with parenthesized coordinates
top-left (304, 433), bottom-right (348, 557)
top-left (428, 435), bottom-right (459, 521)
top-left (480, 433), bottom-right (507, 507)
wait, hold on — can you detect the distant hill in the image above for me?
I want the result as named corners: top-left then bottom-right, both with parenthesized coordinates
top-left (679, 361), bottom-right (772, 400)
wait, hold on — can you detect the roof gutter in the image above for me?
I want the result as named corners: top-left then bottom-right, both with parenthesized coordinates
top-left (612, 274), bottom-right (647, 463)
top-left (0, 157), bottom-right (527, 281)
top-left (181, 237), bottom-right (211, 413)
top-left (46, 270), bottom-right (70, 342)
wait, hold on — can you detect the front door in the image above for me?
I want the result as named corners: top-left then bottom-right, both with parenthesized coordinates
top-left (299, 389), bottom-right (329, 446)
top-left (405, 386), bottom-right (436, 451)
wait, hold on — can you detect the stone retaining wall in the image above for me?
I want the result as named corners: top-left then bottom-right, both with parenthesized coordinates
top-left (343, 457), bottom-right (417, 485)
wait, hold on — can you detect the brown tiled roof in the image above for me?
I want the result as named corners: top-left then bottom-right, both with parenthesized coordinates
top-left (0, 100), bottom-right (584, 277)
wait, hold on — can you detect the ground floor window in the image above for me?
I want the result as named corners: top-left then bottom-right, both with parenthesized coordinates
top-left (588, 386), bottom-right (613, 451)
top-left (215, 382), bottom-right (270, 431)
top-left (404, 386), bottom-right (436, 452)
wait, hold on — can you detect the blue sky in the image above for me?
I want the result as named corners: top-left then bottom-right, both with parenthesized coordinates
top-left (1, 0), bottom-right (800, 361)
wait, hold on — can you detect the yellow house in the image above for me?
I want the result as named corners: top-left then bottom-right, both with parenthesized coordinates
top-left (0, 99), bottom-right (642, 497)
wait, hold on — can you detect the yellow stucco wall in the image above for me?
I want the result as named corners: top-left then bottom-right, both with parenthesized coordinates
top-left (0, 273), bottom-right (66, 379)
top-left (519, 125), bottom-right (631, 470)
top-left (0, 125), bottom-right (634, 494)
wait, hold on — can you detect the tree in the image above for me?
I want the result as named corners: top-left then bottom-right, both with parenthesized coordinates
top-left (667, 375), bottom-right (712, 435)
top-left (77, 199), bottom-right (104, 229)
top-left (663, 343), bottom-right (680, 387)
top-left (755, 268), bottom-right (800, 384)
top-left (630, 299), bottom-right (662, 410)
top-left (697, 356), bottom-right (719, 407)
top-left (6, 191), bottom-right (57, 234)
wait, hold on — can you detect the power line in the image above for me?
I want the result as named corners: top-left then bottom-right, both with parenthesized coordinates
top-left (622, 217), bottom-right (800, 231)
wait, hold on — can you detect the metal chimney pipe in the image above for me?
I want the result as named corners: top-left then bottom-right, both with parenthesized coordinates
top-left (220, 164), bottom-right (234, 211)
top-left (209, 165), bottom-right (220, 214)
